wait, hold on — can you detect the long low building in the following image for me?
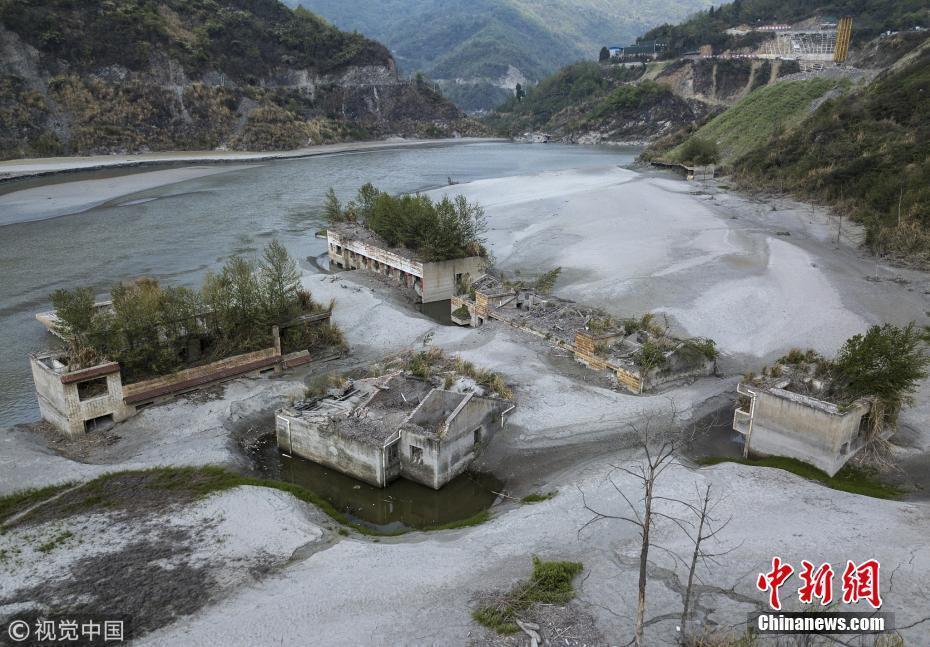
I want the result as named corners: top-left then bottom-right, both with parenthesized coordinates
top-left (326, 224), bottom-right (487, 303)
top-left (30, 319), bottom-right (327, 437)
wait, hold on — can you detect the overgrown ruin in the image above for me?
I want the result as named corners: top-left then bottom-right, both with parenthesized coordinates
top-left (276, 352), bottom-right (514, 489)
top-left (451, 274), bottom-right (717, 393)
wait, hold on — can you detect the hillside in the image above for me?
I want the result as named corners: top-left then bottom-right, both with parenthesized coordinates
top-left (734, 39), bottom-right (930, 265)
top-left (642, 0), bottom-right (930, 58)
top-left (0, 0), bottom-right (477, 160)
top-left (287, 0), bottom-right (712, 112)
top-left (661, 77), bottom-right (850, 164)
top-left (484, 55), bottom-right (808, 143)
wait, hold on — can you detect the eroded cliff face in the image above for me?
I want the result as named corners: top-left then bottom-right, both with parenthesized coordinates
top-left (0, 4), bottom-right (480, 159)
top-left (652, 57), bottom-right (802, 106)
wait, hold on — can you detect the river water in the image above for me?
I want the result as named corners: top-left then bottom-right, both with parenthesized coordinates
top-left (0, 141), bottom-right (638, 428)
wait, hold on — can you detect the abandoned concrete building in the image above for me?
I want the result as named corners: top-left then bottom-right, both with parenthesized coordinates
top-left (451, 275), bottom-right (716, 393)
top-left (275, 373), bottom-right (514, 489)
top-left (733, 372), bottom-right (876, 476)
top-left (31, 315), bottom-right (328, 438)
top-left (326, 224), bottom-right (487, 303)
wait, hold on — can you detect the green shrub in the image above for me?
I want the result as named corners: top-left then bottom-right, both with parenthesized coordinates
top-left (678, 136), bottom-right (720, 166)
top-left (452, 305), bottom-right (471, 320)
top-left (473, 556), bottom-right (583, 634)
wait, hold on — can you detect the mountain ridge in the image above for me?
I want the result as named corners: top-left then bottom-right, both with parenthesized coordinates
top-left (287, 0), bottom-right (713, 111)
top-left (0, 0), bottom-right (478, 160)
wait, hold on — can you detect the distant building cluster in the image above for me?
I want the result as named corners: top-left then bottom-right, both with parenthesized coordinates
top-left (607, 40), bottom-right (667, 61)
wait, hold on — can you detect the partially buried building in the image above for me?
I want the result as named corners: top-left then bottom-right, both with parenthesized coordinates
top-left (275, 372), bottom-right (514, 489)
top-left (732, 358), bottom-right (879, 476)
top-left (326, 223), bottom-right (487, 303)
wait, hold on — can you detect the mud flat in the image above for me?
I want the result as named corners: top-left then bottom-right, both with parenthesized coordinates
top-left (2, 164), bottom-right (929, 644)
top-left (0, 165), bottom-right (254, 225)
top-left (0, 138), bottom-right (505, 181)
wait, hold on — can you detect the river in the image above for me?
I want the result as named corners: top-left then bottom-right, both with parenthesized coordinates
top-left (0, 141), bottom-right (638, 428)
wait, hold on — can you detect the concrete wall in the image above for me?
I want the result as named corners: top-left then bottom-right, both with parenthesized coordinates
top-left (30, 355), bottom-right (134, 438)
top-left (276, 414), bottom-right (387, 487)
top-left (401, 391), bottom-right (508, 489)
top-left (436, 395), bottom-right (507, 488)
top-left (328, 230), bottom-right (486, 304)
top-left (645, 354), bottom-right (716, 391)
top-left (420, 257), bottom-right (487, 303)
top-left (122, 347), bottom-right (279, 405)
top-left (398, 429), bottom-right (443, 489)
top-left (735, 385), bottom-right (871, 476)
top-left (327, 231), bottom-right (424, 277)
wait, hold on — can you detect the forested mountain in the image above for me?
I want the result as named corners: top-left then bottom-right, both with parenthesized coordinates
top-left (0, 0), bottom-right (477, 160)
top-left (286, 0), bottom-right (712, 111)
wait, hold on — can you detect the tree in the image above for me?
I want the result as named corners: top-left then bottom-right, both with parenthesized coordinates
top-left (578, 411), bottom-right (689, 647)
top-left (259, 240), bottom-right (302, 325)
top-left (534, 267), bottom-right (561, 295)
top-left (599, 46), bottom-right (610, 62)
top-left (835, 322), bottom-right (930, 425)
top-left (678, 484), bottom-right (734, 640)
top-left (515, 83), bottom-right (525, 103)
top-left (323, 187), bottom-right (342, 223)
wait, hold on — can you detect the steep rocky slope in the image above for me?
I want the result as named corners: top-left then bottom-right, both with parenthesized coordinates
top-left (485, 57), bottom-right (801, 144)
top-left (0, 0), bottom-right (478, 160)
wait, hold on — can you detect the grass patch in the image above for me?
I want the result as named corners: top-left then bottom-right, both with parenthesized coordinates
top-left (697, 456), bottom-right (903, 500)
top-left (473, 556), bottom-right (583, 634)
top-left (671, 78), bottom-right (847, 165)
top-left (419, 509), bottom-right (490, 531)
top-left (37, 530), bottom-right (73, 553)
top-left (0, 482), bottom-right (74, 526)
top-left (0, 466), bottom-right (494, 537)
top-left (521, 491), bottom-right (557, 504)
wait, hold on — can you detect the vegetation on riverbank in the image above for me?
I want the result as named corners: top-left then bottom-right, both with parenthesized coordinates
top-left (0, 466), bottom-right (495, 537)
top-left (733, 46), bottom-right (930, 265)
top-left (484, 61), bottom-right (704, 142)
top-left (50, 241), bottom-right (343, 381)
top-left (660, 78), bottom-right (847, 165)
top-left (697, 456), bottom-right (903, 500)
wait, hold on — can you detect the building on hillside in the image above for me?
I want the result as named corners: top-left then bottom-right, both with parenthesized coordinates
top-left (611, 40), bottom-right (667, 60)
top-left (275, 373), bottom-right (514, 489)
top-left (733, 370), bottom-right (880, 476)
top-left (451, 275), bottom-right (716, 394)
top-left (326, 223), bottom-right (487, 303)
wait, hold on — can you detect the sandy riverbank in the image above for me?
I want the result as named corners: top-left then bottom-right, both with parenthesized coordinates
top-left (0, 137), bottom-right (506, 181)
top-left (2, 163), bottom-right (929, 645)
top-left (0, 165), bottom-right (255, 225)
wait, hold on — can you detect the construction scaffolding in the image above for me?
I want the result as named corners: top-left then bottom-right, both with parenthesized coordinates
top-left (834, 16), bottom-right (853, 63)
top-left (759, 30), bottom-right (839, 62)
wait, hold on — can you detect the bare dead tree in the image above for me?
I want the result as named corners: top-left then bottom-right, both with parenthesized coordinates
top-left (578, 410), bottom-right (693, 647)
top-left (679, 483), bottom-right (735, 641)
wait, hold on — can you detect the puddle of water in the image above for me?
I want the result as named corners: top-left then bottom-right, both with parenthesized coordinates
top-left (418, 299), bottom-right (453, 326)
top-left (683, 408), bottom-right (745, 461)
top-left (250, 436), bottom-right (503, 532)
